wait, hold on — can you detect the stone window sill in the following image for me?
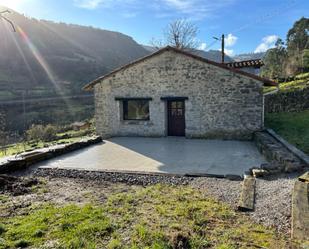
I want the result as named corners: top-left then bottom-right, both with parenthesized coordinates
top-left (121, 120), bottom-right (153, 126)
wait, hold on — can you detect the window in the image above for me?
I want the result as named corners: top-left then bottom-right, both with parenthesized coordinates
top-left (123, 100), bottom-right (150, 120)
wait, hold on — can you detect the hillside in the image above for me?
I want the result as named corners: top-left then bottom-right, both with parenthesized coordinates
top-left (233, 52), bottom-right (265, 61)
top-left (277, 72), bottom-right (309, 92)
top-left (0, 6), bottom-right (149, 100)
top-left (142, 45), bottom-right (234, 63)
top-left (264, 72), bottom-right (309, 93)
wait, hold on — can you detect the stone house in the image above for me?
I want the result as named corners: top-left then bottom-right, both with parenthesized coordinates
top-left (84, 46), bottom-right (277, 139)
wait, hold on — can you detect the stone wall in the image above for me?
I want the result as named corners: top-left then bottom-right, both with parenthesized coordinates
top-left (264, 87), bottom-right (309, 113)
top-left (94, 49), bottom-right (264, 139)
top-left (0, 136), bottom-right (102, 174)
top-left (254, 131), bottom-right (305, 173)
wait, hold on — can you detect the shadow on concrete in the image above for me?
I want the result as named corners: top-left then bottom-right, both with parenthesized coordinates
top-left (21, 137), bottom-right (268, 177)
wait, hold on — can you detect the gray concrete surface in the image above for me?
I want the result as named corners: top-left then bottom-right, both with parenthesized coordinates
top-left (37, 137), bottom-right (267, 176)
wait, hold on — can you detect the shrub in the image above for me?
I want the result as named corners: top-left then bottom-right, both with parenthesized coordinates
top-left (26, 124), bottom-right (57, 142)
top-left (14, 239), bottom-right (30, 248)
top-left (0, 224), bottom-right (6, 235)
top-left (26, 125), bottom-right (44, 142)
top-left (42, 124), bottom-right (57, 142)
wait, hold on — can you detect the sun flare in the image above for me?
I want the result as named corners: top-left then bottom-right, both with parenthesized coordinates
top-left (0, 0), bottom-right (24, 11)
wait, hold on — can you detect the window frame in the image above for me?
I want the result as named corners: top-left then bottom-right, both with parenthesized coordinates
top-left (115, 97), bottom-right (152, 121)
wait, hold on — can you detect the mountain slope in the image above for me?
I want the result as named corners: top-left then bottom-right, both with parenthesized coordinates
top-left (232, 52), bottom-right (265, 61)
top-left (0, 7), bottom-right (149, 99)
top-left (142, 45), bottom-right (233, 63)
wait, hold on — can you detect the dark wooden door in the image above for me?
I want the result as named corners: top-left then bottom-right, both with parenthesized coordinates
top-left (167, 100), bottom-right (185, 136)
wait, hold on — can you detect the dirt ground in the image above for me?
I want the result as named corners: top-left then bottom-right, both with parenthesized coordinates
top-left (0, 176), bottom-right (141, 218)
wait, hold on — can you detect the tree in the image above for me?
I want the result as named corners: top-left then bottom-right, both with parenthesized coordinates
top-left (261, 38), bottom-right (287, 79)
top-left (303, 49), bottom-right (309, 71)
top-left (261, 17), bottom-right (309, 78)
top-left (286, 17), bottom-right (309, 53)
top-left (286, 17), bottom-right (309, 74)
top-left (151, 19), bottom-right (199, 50)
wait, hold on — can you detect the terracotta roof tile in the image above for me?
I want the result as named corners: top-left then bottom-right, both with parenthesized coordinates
top-left (225, 59), bottom-right (264, 69)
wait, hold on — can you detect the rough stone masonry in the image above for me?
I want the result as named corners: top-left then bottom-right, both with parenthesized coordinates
top-left (94, 49), bottom-right (264, 139)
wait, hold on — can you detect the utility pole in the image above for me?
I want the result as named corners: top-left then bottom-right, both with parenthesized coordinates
top-left (221, 34), bottom-right (225, 64)
top-left (213, 34), bottom-right (225, 63)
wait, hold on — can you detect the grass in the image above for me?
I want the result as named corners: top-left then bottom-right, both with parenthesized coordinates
top-left (0, 185), bottom-right (287, 249)
top-left (263, 72), bottom-right (309, 93)
top-left (0, 136), bottom-right (86, 158)
top-left (265, 110), bottom-right (309, 154)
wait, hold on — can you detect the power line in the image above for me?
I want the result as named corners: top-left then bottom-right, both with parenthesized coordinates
top-left (205, 39), bottom-right (219, 50)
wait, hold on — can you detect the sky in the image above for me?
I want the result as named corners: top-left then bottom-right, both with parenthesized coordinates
top-left (0, 0), bottom-right (308, 56)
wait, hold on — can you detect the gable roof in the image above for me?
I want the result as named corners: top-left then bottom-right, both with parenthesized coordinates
top-left (83, 46), bottom-right (277, 90)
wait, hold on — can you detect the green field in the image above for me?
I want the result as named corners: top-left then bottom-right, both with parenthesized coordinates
top-left (265, 110), bottom-right (309, 154)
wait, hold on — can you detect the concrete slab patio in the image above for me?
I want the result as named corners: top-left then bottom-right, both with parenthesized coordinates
top-left (36, 137), bottom-right (267, 176)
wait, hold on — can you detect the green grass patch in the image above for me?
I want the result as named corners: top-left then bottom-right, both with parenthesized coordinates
top-left (0, 185), bottom-right (287, 249)
top-left (265, 110), bottom-right (309, 154)
top-left (0, 195), bottom-right (9, 203)
top-left (277, 72), bottom-right (309, 92)
top-left (0, 136), bottom-right (87, 158)
top-left (263, 72), bottom-right (309, 93)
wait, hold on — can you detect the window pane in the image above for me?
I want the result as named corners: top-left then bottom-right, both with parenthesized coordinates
top-left (124, 100), bottom-right (149, 120)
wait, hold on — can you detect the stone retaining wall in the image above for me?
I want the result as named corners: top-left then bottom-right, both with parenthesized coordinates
top-left (0, 136), bottom-right (102, 174)
top-left (264, 88), bottom-right (309, 113)
top-left (253, 131), bottom-right (306, 175)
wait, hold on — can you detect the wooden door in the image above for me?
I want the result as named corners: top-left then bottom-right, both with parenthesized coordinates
top-left (167, 100), bottom-right (185, 136)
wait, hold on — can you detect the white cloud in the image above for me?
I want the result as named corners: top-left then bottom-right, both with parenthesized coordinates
top-left (74, 0), bottom-right (104, 9)
top-left (74, 0), bottom-right (137, 10)
top-left (224, 48), bottom-right (234, 56)
top-left (224, 33), bottom-right (237, 47)
top-left (158, 0), bottom-right (236, 19)
top-left (262, 35), bottom-right (279, 44)
top-left (73, 0), bottom-right (235, 19)
top-left (254, 35), bottom-right (279, 53)
top-left (198, 42), bottom-right (207, 51)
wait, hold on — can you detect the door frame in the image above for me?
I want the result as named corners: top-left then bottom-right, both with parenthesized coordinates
top-left (160, 97), bottom-right (188, 137)
top-left (166, 99), bottom-right (186, 136)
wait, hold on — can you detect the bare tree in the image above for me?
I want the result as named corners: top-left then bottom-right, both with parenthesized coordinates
top-left (151, 19), bottom-right (199, 50)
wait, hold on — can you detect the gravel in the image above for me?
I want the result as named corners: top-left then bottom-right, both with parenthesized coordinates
top-left (191, 173), bottom-right (298, 236)
top-left (190, 177), bottom-right (242, 208)
top-left (250, 174), bottom-right (296, 236)
top-left (33, 168), bottom-right (193, 186)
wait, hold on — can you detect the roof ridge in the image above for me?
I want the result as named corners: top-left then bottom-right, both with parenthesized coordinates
top-left (83, 46), bottom-right (277, 90)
